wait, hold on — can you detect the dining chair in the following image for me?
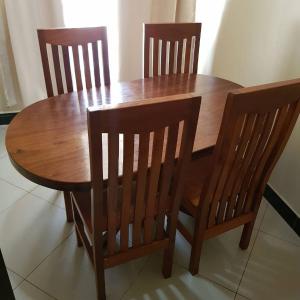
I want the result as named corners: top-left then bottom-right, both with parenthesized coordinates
top-left (177, 79), bottom-right (300, 275)
top-left (71, 93), bottom-right (201, 299)
top-left (143, 23), bottom-right (201, 78)
top-left (37, 26), bottom-right (110, 222)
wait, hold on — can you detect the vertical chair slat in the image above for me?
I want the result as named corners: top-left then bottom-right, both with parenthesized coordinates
top-left (82, 43), bottom-right (92, 89)
top-left (184, 38), bottom-right (191, 74)
top-left (153, 39), bottom-right (159, 77)
top-left (193, 36), bottom-right (200, 74)
top-left (120, 133), bottom-right (134, 251)
top-left (144, 36), bottom-right (150, 78)
top-left (62, 46), bottom-right (73, 93)
top-left (51, 45), bottom-right (64, 94)
top-left (176, 40), bottom-right (183, 74)
top-left (225, 113), bottom-right (267, 220)
top-left (207, 115), bottom-right (246, 227)
top-left (234, 111), bottom-right (277, 217)
top-left (244, 105), bottom-right (290, 213)
top-left (156, 124), bottom-right (179, 239)
top-left (92, 42), bottom-right (101, 87)
top-left (38, 37), bottom-right (53, 97)
top-left (72, 45), bottom-right (83, 91)
top-left (132, 133), bottom-right (150, 247)
top-left (107, 133), bottom-right (119, 255)
top-left (144, 128), bottom-right (165, 244)
top-left (101, 38), bottom-right (110, 85)
top-left (216, 113), bottom-right (257, 223)
top-left (161, 41), bottom-right (167, 76)
top-left (169, 41), bottom-right (175, 75)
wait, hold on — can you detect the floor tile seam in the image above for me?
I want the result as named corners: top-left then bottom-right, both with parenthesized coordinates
top-left (23, 229), bottom-right (75, 281)
top-left (258, 229), bottom-right (300, 248)
top-left (19, 279), bottom-right (59, 300)
top-left (120, 255), bottom-right (152, 300)
top-left (0, 176), bottom-right (36, 193)
top-left (28, 191), bottom-right (67, 211)
top-left (235, 229), bottom-right (260, 297)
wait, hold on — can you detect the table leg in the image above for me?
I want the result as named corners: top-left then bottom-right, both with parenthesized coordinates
top-left (63, 191), bottom-right (74, 222)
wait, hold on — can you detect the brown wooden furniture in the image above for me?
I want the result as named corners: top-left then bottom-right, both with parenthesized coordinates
top-left (38, 26), bottom-right (110, 96)
top-left (37, 26), bottom-right (110, 221)
top-left (177, 79), bottom-right (300, 275)
top-left (71, 94), bottom-right (201, 299)
top-left (6, 75), bottom-right (241, 192)
top-left (144, 23), bottom-right (201, 78)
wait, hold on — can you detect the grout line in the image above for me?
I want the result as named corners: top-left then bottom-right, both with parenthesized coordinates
top-left (234, 227), bottom-right (260, 299)
top-left (0, 190), bottom-right (30, 217)
top-left (24, 229), bottom-right (75, 281)
top-left (7, 267), bottom-right (26, 290)
top-left (29, 190), bottom-right (67, 212)
top-left (0, 175), bottom-right (37, 193)
top-left (257, 229), bottom-right (300, 248)
top-left (120, 254), bottom-right (152, 300)
top-left (19, 280), bottom-right (59, 300)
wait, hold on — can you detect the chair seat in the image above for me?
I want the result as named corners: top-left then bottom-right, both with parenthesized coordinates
top-left (181, 152), bottom-right (213, 216)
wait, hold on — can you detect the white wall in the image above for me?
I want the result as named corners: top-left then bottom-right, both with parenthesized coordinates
top-left (197, 0), bottom-right (300, 215)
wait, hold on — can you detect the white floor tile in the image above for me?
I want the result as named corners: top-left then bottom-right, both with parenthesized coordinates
top-left (122, 254), bottom-right (235, 300)
top-left (235, 295), bottom-right (249, 300)
top-left (0, 154), bottom-right (37, 192)
top-left (0, 179), bottom-right (27, 214)
top-left (174, 223), bottom-right (257, 292)
top-left (8, 269), bottom-right (24, 289)
top-left (260, 205), bottom-right (300, 246)
top-left (0, 193), bottom-right (73, 277)
top-left (31, 185), bottom-right (65, 209)
top-left (0, 125), bottom-right (7, 158)
top-left (254, 198), bottom-right (268, 230)
top-left (14, 281), bottom-right (55, 300)
top-left (28, 232), bottom-right (148, 300)
top-left (238, 232), bottom-right (300, 300)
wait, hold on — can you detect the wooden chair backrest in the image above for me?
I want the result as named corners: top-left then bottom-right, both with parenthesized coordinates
top-left (202, 79), bottom-right (300, 228)
top-left (144, 23), bottom-right (201, 78)
top-left (88, 94), bottom-right (200, 259)
top-left (37, 27), bottom-right (110, 97)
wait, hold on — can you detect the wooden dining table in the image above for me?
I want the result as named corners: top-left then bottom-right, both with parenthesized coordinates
top-left (5, 74), bottom-right (241, 220)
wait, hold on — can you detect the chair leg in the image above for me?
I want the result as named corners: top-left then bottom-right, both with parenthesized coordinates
top-left (239, 220), bottom-right (255, 250)
top-left (188, 212), bottom-right (206, 276)
top-left (162, 241), bottom-right (175, 278)
top-left (75, 226), bottom-right (83, 247)
top-left (189, 233), bottom-right (204, 275)
top-left (64, 191), bottom-right (74, 222)
top-left (93, 238), bottom-right (106, 300)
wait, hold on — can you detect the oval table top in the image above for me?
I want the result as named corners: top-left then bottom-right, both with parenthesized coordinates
top-left (6, 74), bottom-right (242, 191)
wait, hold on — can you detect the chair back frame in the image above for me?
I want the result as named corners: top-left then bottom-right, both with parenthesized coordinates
top-left (199, 79), bottom-right (300, 232)
top-left (144, 23), bottom-right (201, 78)
top-left (88, 94), bottom-right (201, 269)
top-left (38, 27), bottom-right (110, 97)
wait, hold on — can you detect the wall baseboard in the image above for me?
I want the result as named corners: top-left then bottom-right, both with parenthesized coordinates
top-left (0, 112), bottom-right (18, 125)
top-left (264, 184), bottom-right (300, 237)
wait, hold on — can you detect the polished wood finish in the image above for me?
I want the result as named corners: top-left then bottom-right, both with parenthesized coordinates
top-left (178, 78), bottom-right (300, 275)
top-left (38, 27), bottom-right (110, 98)
top-left (6, 74), bottom-right (241, 191)
top-left (38, 26), bottom-right (111, 222)
top-left (71, 94), bottom-right (201, 299)
top-left (144, 23), bottom-right (201, 78)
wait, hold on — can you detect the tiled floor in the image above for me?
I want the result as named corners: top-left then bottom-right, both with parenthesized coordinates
top-left (0, 125), bottom-right (299, 300)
